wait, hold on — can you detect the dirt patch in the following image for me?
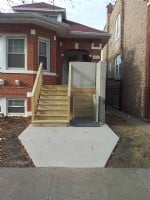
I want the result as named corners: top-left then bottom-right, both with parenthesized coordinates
top-left (0, 117), bottom-right (34, 167)
top-left (106, 110), bottom-right (150, 168)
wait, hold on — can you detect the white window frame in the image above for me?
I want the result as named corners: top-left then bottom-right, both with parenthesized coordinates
top-left (7, 99), bottom-right (26, 115)
top-left (115, 14), bottom-right (121, 40)
top-left (38, 37), bottom-right (50, 72)
top-left (114, 55), bottom-right (122, 80)
top-left (91, 43), bottom-right (102, 50)
top-left (6, 36), bottom-right (27, 70)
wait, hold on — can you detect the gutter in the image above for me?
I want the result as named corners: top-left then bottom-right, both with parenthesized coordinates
top-left (0, 12), bottom-right (68, 27)
top-left (70, 31), bottom-right (111, 37)
top-left (0, 13), bottom-right (69, 35)
top-left (0, 13), bottom-right (111, 46)
top-left (70, 31), bottom-right (111, 46)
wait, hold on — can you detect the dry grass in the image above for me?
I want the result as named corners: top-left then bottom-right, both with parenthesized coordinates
top-left (106, 111), bottom-right (150, 168)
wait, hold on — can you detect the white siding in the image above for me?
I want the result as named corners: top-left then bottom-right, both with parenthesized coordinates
top-left (0, 35), bottom-right (7, 71)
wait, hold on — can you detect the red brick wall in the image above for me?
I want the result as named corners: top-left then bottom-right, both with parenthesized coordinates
top-left (0, 23), bottom-right (57, 72)
top-left (0, 23), bottom-right (58, 113)
top-left (0, 73), bottom-right (35, 96)
top-left (56, 38), bottom-right (102, 83)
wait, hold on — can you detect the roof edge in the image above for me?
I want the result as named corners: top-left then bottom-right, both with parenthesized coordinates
top-left (0, 12), bottom-right (69, 28)
top-left (70, 31), bottom-right (111, 37)
top-left (13, 7), bottom-right (66, 13)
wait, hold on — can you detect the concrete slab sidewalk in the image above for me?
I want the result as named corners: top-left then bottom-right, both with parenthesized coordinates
top-left (108, 107), bottom-right (150, 135)
top-left (19, 125), bottom-right (119, 167)
top-left (0, 168), bottom-right (150, 200)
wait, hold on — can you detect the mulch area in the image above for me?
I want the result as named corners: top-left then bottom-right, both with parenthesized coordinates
top-left (106, 110), bottom-right (150, 168)
top-left (0, 110), bottom-right (150, 167)
top-left (0, 117), bottom-right (34, 167)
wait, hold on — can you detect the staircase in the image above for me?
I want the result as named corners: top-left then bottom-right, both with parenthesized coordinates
top-left (32, 85), bottom-right (70, 127)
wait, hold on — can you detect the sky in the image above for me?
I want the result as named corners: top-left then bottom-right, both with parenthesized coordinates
top-left (0, 0), bottom-right (113, 30)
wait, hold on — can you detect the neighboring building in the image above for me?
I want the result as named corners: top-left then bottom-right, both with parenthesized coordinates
top-left (103, 0), bottom-right (150, 121)
top-left (0, 2), bottom-right (110, 117)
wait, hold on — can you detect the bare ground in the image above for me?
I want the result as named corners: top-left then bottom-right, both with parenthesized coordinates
top-left (0, 117), bottom-right (34, 167)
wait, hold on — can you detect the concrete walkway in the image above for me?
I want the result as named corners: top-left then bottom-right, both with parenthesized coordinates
top-left (0, 168), bottom-right (150, 200)
top-left (19, 125), bottom-right (119, 167)
top-left (108, 107), bottom-right (150, 135)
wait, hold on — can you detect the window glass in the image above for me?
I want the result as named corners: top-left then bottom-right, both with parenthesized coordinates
top-left (114, 55), bottom-right (122, 79)
top-left (8, 39), bottom-right (24, 53)
top-left (39, 39), bottom-right (49, 70)
top-left (49, 15), bottom-right (58, 20)
top-left (8, 99), bottom-right (25, 113)
top-left (39, 41), bottom-right (46, 56)
top-left (115, 14), bottom-right (121, 40)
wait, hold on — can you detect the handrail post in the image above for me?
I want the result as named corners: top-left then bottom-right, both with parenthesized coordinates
top-left (68, 62), bottom-right (72, 97)
top-left (31, 62), bottom-right (43, 122)
top-left (67, 62), bottom-right (72, 123)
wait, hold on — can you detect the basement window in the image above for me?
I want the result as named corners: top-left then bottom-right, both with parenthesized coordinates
top-left (7, 99), bottom-right (25, 114)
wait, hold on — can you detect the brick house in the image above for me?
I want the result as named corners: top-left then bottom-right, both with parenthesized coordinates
top-left (0, 2), bottom-right (110, 118)
top-left (103, 0), bottom-right (150, 121)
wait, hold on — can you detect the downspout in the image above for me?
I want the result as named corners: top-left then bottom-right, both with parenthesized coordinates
top-left (120, 0), bottom-right (124, 62)
top-left (106, 3), bottom-right (113, 62)
top-left (144, 4), bottom-right (150, 120)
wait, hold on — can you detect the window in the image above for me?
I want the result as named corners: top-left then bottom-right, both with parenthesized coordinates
top-left (114, 55), bottom-right (122, 79)
top-left (7, 37), bottom-right (25, 68)
top-left (110, 27), bottom-right (113, 42)
top-left (108, 62), bottom-right (112, 78)
top-left (44, 14), bottom-right (59, 21)
top-left (39, 39), bottom-right (50, 71)
top-left (49, 15), bottom-right (58, 20)
top-left (115, 14), bottom-right (121, 40)
top-left (8, 99), bottom-right (25, 114)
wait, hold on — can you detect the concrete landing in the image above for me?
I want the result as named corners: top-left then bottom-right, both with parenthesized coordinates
top-left (0, 168), bottom-right (150, 200)
top-left (19, 125), bottom-right (119, 167)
